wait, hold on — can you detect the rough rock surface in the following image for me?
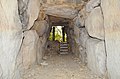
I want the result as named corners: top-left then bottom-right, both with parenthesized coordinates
top-left (27, 0), bottom-right (41, 29)
top-left (45, 5), bottom-right (78, 19)
top-left (18, 0), bottom-right (41, 29)
top-left (32, 20), bottom-right (48, 37)
top-left (46, 40), bottom-right (60, 54)
top-left (74, 7), bottom-right (87, 27)
top-left (18, 30), bottom-right (40, 70)
top-left (79, 28), bottom-right (89, 48)
top-left (79, 28), bottom-right (89, 64)
top-left (74, 26), bottom-right (80, 44)
top-left (86, 38), bottom-right (106, 76)
top-left (86, 0), bottom-right (100, 12)
top-left (85, 7), bottom-right (104, 40)
top-left (0, 0), bottom-right (23, 79)
top-left (72, 26), bottom-right (81, 56)
top-left (0, 65), bottom-right (3, 79)
top-left (101, 0), bottom-right (120, 78)
top-left (73, 15), bottom-right (82, 28)
top-left (37, 31), bottom-right (49, 64)
top-left (46, 0), bottom-right (83, 4)
top-left (79, 8), bottom-right (87, 27)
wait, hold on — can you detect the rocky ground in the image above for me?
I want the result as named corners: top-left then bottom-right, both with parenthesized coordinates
top-left (22, 53), bottom-right (102, 79)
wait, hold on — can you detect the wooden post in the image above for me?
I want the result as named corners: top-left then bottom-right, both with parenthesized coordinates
top-left (62, 27), bottom-right (65, 42)
top-left (52, 27), bottom-right (55, 41)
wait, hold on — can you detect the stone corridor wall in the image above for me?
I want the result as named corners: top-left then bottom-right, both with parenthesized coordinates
top-left (0, 0), bottom-right (44, 78)
top-left (0, 0), bottom-right (120, 79)
top-left (101, 0), bottom-right (120, 78)
top-left (85, 1), bottom-right (106, 77)
top-left (0, 0), bottom-right (23, 79)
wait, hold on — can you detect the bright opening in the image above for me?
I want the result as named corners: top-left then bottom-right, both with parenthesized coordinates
top-left (49, 26), bottom-right (67, 42)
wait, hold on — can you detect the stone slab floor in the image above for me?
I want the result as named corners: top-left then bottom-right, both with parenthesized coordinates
top-left (22, 53), bottom-right (102, 79)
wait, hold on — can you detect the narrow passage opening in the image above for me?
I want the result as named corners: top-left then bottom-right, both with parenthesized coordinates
top-left (49, 26), bottom-right (67, 42)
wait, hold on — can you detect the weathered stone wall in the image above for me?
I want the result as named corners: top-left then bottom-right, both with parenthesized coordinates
top-left (83, 0), bottom-right (107, 77)
top-left (45, 0), bottom-right (84, 4)
top-left (86, 38), bottom-right (106, 76)
top-left (1, 0), bottom-right (120, 79)
top-left (0, 0), bottom-right (43, 78)
top-left (18, 0), bottom-right (41, 29)
top-left (32, 12), bottom-right (50, 64)
top-left (101, 0), bottom-right (120, 79)
top-left (85, 7), bottom-right (104, 40)
top-left (46, 40), bottom-right (60, 55)
top-left (85, 0), bottom-right (120, 78)
top-left (0, 0), bottom-right (23, 79)
top-left (45, 5), bottom-right (78, 19)
top-left (79, 28), bottom-right (89, 64)
top-left (17, 30), bottom-right (40, 73)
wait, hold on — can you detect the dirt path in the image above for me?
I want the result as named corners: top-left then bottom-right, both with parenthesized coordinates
top-left (22, 53), bottom-right (102, 79)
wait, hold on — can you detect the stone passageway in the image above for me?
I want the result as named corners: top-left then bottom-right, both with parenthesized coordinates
top-left (22, 53), bottom-right (101, 79)
top-left (1, 0), bottom-right (120, 79)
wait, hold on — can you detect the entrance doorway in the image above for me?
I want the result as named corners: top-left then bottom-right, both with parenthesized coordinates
top-left (48, 26), bottom-right (69, 54)
top-left (49, 26), bottom-right (67, 43)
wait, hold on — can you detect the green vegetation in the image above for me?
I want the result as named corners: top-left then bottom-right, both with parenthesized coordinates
top-left (49, 26), bottom-right (67, 42)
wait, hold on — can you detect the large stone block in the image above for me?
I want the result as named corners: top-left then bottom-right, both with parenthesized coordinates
top-left (0, 65), bottom-right (3, 79)
top-left (73, 15), bottom-right (82, 28)
top-left (46, 0), bottom-right (82, 4)
top-left (86, 0), bottom-right (100, 12)
top-left (79, 28), bottom-right (89, 48)
top-left (74, 26), bottom-right (80, 44)
top-left (85, 7), bottom-right (104, 40)
top-left (79, 28), bottom-right (89, 64)
top-left (27, 0), bottom-right (41, 29)
top-left (74, 8), bottom-right (87, 28)
top-left (0, 0), bottom-right (23, 79)
top-left (18, 30), bottom-right (40, 70)
top-left (73, 13), bottom-right (85, 28)
top-left (18, 0), bottom-right (41, 29)
top-left (45, 5), bottom-right (78, 19)
top-left (78, 8), bottom-right (87, 27)
top-left (32, 20), bottom-right (48, 37)
top-left (86, 38), bottom-right (106, 76)
top-left (37, 36), bottom-right (47, 64)
top-left (101, 0), bottom-right (120, 79)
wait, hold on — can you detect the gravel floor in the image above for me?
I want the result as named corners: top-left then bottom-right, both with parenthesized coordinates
top-left (22, 53), bottom-right (102, 79)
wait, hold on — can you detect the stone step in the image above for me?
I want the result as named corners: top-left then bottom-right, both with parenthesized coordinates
top-left (59, 43), bottom-right (69, 54)
top-left (60, 46), bottom-right (68, 49)
top-left (60, 44), bottom-right (68, 47)
top-left (60, 49), bottom-right (69, 52)
top-left (59, 52), bottom-right (69, 54)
